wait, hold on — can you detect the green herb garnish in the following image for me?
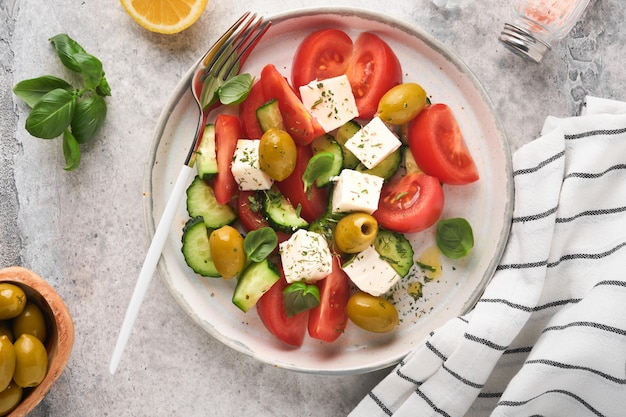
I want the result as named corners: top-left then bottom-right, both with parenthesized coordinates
top-left (13, 34), bottom-right (111, 171)
top-left (282, 282), bottom-right (320, 317)
top-left (436, 218), bottom-right (474, 259)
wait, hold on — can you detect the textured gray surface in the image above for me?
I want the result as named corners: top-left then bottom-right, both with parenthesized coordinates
top-left (1, 0), bottom-right (623, 416)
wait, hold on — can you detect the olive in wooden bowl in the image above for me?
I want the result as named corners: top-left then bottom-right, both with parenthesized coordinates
top-left (0, 266), bottom-right (74, 416)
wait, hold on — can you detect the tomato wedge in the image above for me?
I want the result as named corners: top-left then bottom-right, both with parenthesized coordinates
top-left (373, 172), bottom-right (444, 234)
top-left (260, 64), bottom-right (325, 145)
top-left (211, 114), bottom-right (243, 205)
top-left (308, 256), bottom-right (351, 342)
top-left (239, 80), bottom-right (267, 140)
top-left (291, 28), bottom-right (353, 91)
top-left (408, 104), bottom-right (479, 185)
top-left (276, 145), bottom-right (328, 223)
top-left (257, 273), bottom-right (309, 347)
top-left (346, 32), bottom-right (402, 119)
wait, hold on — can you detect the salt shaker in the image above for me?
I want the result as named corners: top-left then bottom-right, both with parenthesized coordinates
top-left (499, 0), bottom-right (591, 63)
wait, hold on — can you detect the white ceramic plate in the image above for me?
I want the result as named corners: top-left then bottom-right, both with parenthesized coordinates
top-left (145, 7), bottom-right (513, 375)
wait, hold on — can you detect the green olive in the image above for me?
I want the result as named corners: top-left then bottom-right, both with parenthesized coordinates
top-left (0, 322), bottom-right (13, 343)
top-left (209, 225), bottom-right (246, 279)
top-left (258, 128), bottom-right (297, 181)
top-left (0, 284), bottom-right (26, 320)
top-left (346, 292), bottom-right (399, 333)
top-left (0, 336), bottom-right (15, 392)
top-left (13, 334), bottom-right (48, 388)
top-left (377, 83), bottom-right (427, 125)
top-left (334, 213), bottom-right (379, 253)
top-left (0, 382), bottom-right (22, 417)
top-left (12, 302), bottom-right (47, 343)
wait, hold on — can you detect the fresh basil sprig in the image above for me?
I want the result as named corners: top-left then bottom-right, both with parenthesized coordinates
top-left (302, 151), bottom-right (335, 197)
top-left (13, 34), bottom-right (111, 171)
top-left (436, 218), bottom-right (474, 259)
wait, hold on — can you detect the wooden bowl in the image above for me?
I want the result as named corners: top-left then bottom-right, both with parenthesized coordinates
top-left (0, 266), bottom-right (74, 416)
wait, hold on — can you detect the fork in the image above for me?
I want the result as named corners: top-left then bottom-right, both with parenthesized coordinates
top-left (109, 12), bottom-right (271, 375)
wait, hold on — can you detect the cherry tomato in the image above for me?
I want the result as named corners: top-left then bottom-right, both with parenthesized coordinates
top-left (257, 274), bottom-right (309, 347)
top-left (373, 172), bottom-right (444, 234)
top-left (209, 225), bottom-right (246, 278)
top-left (308, 256), bottom-right (351, 342)
top-left (239, 80), bottom-right (267, 139)
top-left (408, 103), bottom-right (479, 185)
top-left (258, 128), bottom-right (297, 181)
top-left (377, 83), bottom-right (427, 125)
top-left (260, 64), bottom-right (325, 145)
top-left (347, 292), bottom-right (398, 333)
top-left (275, 145), bottom-right (328, 223)
top-left (334, 213), bottom-right (378, 254)
top-left (212, 114), bottom-right (243, 205)
top-left (346, 32), bottom-right (402, 119)
top-left (291, 28), bottom-right (353, 90)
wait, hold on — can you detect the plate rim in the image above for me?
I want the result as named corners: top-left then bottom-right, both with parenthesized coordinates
top-left (142, 6), bottom-right (514, 375)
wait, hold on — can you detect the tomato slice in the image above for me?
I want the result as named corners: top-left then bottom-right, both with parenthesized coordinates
top-left (408, 104), bottom-right (479, 185)
top-left (275, 145), bottom-right (328, 223)
top-left (373, 172), bottom-right (444, 234)
top-left (212, 114), bottom-right (242, 205)
top-left (257, 273), bottom-right (309, 347)
top-left (291, 28), bottom-right (353, 91)
top-left (308, 256), bottom-right (351, 342)
top-left (260, 64), bottom-right (325, 146)
top-left (239, 80), bottom-right (267, 139)
top-left (345, 32), bottom-right (402, 119)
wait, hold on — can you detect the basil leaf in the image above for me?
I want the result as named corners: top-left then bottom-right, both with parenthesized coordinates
top-left (25, 88), bottom-right (76, 139)
top-left (96, 75), bottom-right (112, 97)
top-left (302, 151), bottom-right (334, 196)
top-left (72, 52), bottom-right (104, 90)
top-left (13, 76), bottom-right (74, 108)
top-left (243, 227), bottom-right (278, 263)
top-left (282, 282), bottom-right (320, 317)
top-left (217, 74), bottom-right (253, 105)
top-left (200, 76), bottom-right (224, 110)
top-left (49, 34), bottom-right (87, 73)
top-left (436, 218), bottom-right (474, 259)
top-left (62, 130), bottom-right (81, 171)
top-left (71, 94), bottom-right (107, 144)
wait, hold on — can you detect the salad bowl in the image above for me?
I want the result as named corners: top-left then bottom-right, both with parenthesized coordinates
top-left (144, 7), bottom-right (513, 375)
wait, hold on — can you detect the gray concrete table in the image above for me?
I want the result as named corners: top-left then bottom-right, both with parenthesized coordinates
top-left (1, 0), bottom-right (621, 415)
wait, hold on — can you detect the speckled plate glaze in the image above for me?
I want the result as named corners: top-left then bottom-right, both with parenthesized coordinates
top-left (145, 7), bottom-right (513, 375)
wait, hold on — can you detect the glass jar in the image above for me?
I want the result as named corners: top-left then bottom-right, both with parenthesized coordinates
top-left (499, 0), bottom-right (591, 63)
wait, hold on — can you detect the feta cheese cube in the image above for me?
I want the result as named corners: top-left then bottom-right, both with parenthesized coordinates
top-left (279, 229), bottom-right (333, 284)
top-left (231, 139), bottom-right (273, 191)
top-left (299, 74), bottom-right (359, 133)
top-left (331, 169), bottom-right (383, 214)
top-left (342, 246), bottom-right (401, 296)
top-left (344, 116), bottom-right (402, 169)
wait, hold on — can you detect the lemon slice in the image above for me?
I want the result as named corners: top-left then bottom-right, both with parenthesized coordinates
top-left (120, 0), bottom-right (209, 34)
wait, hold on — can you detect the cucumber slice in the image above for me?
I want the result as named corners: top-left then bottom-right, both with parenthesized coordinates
top-left (356, 147), bottom-right (403, 180)
top-left (374, 230), bottom-right (415, 277)
top-left (310, 134), bottom-right (343, 187)
top-left (186, 176), bottom-right (237, 229)
top-left (181, 217), bottom-right (220, 277)
top-left (232, 258), bottom-right (280, 312)
top-left (256, 99), bottom-right (284, 132)
top-left (335, 120), bottom-right (361, 169)
top-left (196, 124), bottom-right (218, 180)
top-left (262, 188), bottom-right (309, 233)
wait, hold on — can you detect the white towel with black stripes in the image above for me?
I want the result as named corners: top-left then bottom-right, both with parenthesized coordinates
top-left (349, 95), bottom-right (626, 417)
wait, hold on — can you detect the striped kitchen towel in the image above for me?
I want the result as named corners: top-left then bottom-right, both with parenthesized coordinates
top-left (350, 96), bottom-right (626, 417)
